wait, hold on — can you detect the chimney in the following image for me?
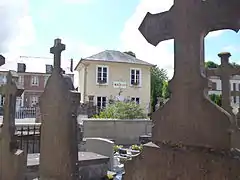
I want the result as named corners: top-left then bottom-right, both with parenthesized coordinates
top-left (70, 58), bottom-right (73, 72)
top-left (17, 63), bottom-right (26, 73)
top-left (46, 64), bottom-right (53, 74)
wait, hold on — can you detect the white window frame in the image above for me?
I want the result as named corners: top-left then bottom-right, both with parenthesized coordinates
top-left (18, 75), bottom-right (24, 86)
top-left (96, 65), bottom-right (109, 85)
top-left (31, 76), bottom-right (39, 86)
top-left (131, 97), bottom-right (140, 104)
top-left (30, 96), bottom-right (39, 107)
top-left (96, 96), bottom-right (107, 110)
top-left (130, 68), bottom-right (141, 87)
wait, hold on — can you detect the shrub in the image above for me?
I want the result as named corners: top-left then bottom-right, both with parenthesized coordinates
top-left (94, 101), bottom-right (147, 119)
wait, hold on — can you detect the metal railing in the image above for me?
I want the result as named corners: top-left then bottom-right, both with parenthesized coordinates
top-left (15, 107), bottom-right (36, 119)
top-left (15, 123), bottom-right (41, 153)
top-left (0, 123), bottom-right (83, 154)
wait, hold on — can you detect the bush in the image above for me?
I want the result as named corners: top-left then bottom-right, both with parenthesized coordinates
top-left (113, 145), bottom-right (123, 153)
top-left (131, 144), bottom-right (143, 151)
top-left (94, 101), bottom-right (147, 119)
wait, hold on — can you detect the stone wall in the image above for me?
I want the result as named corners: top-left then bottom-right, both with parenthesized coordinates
top-left (82, 118), bottom-right (152, 145)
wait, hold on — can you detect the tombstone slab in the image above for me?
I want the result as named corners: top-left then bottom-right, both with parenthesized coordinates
top-left (39, 39), bottom-right (80, 180)
top-left (0, 71), bottom-right (26, 180)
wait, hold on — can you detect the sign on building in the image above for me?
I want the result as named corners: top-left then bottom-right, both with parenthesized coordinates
top-left (113, 81), bottom-right (127, 89)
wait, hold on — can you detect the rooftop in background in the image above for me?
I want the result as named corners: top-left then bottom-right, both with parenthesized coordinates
top-left (75, 50), bottom-right (154, 70)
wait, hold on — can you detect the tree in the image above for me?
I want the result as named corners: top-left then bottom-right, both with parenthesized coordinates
top-left (94, 101), bottom-right (147, 119)
top-left (205, 61), bottom-right (218, 68)
top-left (162, 81), bottom-right (170, 99)
top-left (209, 94), bottom-right (222, 107)
top-left (124, 51), bottom-right (136, 57)
top-left (151, 66), bottom-right (168, 112)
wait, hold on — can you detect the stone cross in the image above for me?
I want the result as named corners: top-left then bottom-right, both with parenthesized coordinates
top-left (0, 70), bottom-right (26, 180)
top-left (39, 39), bottom-right (79, 180)
top-left (50, 38), bottom-right (66, 72)
top-left (138, 0), bottom-right (240, 148)
top-left (206, 52), bottom-right (240, 117)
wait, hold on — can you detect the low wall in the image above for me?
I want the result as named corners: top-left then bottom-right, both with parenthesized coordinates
top-left (82, 118), bottom-right (152, 145)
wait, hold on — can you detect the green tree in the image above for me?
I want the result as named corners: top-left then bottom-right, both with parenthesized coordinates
top-left (205, 61), bottom-right (218, 68)
top-left (94, 101), bottom-right (147, 119)
top-left (162, 81), bottom-right (170, 99)
top-left (209, 94), bottom-right (222, 107)
top-left (124, 51), bottom-right (136, 57)
top-left (151, 66), bottom-right (168, 112)
top-left (231, 62), bottom-right (240, 68)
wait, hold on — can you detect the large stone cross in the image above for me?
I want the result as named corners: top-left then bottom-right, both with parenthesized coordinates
top-left (50, 38), bottom-right (66, 72)
top-left (140, 0), bottom-right (240, 149)
top-left (207, 52), bottom-right (240, 117)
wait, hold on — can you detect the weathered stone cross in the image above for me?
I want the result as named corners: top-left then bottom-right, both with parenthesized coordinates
top-left (50, 38), bottom-right (66, 72)
top-left (207, 52), bottom-right (240, 117)
top-left (140, 0), bottom-right (240, 149)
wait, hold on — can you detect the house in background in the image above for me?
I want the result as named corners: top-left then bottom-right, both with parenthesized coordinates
top-left (208, 75), bottom-right (240, 110)
top-left (74, 50), bottom-right (154, 113)
top-left (0, 63), bottom-right (74, 109)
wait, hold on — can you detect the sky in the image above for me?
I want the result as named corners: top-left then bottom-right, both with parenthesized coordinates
top-left (0, 0), bottom-right (240, 85)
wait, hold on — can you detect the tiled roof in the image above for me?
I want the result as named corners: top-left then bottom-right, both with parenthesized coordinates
top-left (75, 50), bottom-right (154, 70)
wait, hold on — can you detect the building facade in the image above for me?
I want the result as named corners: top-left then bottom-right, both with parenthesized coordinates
top-left (0, 63), bottom-right (74, 110)
top-left (208, 75), bottom-right (240, 109)
top-left (75, 50), bottom-right (154, 113)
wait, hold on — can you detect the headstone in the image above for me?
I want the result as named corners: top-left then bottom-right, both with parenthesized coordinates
top-left (124, 1), bottom-right (240, 179)
top-left (206, 52), bottom-right (240, 118)
top-left (85, 137), bottom-right (114, 170)
top-left (39, 39), bottom-right (80, 180)
top-left (0, 70), bottom-right (26, 180)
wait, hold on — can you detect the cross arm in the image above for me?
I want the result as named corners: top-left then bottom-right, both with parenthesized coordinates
top-left (139, 7), bottom-right (173, 46)
top-left (203, 0), bottom-right (240, 35)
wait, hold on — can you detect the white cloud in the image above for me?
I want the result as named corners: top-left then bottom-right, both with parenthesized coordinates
top-left (62, 0), bottom-right (91, 4)
top-left (206, 30), bottom-right (225, 38)
top-left (121, 0), bottom-right (174, 79)
top-left (0, 0), bottom-right (36, 70)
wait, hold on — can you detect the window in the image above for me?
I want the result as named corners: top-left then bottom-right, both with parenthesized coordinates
top-left (30, 96), bottom-right (38, 106)
top-left (131, 97), bottom-right (140, 104)
top-left (0, 95), bottom-right (5, 106)
top-left (211, 82), bottom-right (217, 90)
top-left (130, 69), bottom-right (141, 86)
top-left (18, 75), bottom-right (24, 86)
top-left (97, 96), bottom-right (107, 109)
top-left (31, 76), bottom-right (39, 86)
top-left (96, 66), bottom-right (108, 84)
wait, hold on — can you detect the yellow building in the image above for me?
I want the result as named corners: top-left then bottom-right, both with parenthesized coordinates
top-left (75, 50), bottom-right (154, 113)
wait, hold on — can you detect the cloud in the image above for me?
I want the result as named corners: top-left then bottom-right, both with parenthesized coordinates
top-left (62, 0), bottom-right (92, 4)
top-left (0, 0), bottom-right (35, 69)
top-left (121, 0), bottom-right (174, 79)
top-left (206, 30), bottom-right (225, 38)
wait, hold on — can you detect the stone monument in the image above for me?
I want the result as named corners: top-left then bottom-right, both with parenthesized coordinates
top-left (206, 52), bottom-right (240, 117)
top-left (0, 69), bottom-right (26, 180)
top-left (124, 0), bottom-right (240, 179)
top-left (39, 39), bottom-right (79, 180)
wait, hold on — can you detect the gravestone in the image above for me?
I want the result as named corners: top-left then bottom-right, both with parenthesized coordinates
top-left (39, 39), bottom-right (80, 180)
top-left (0, 69), bottom-right (26, 180)
top-left (206, 52), bottom-right (240, 150)
top-left (85, 137), bottom-right (114, 170)
top-left (206, 52), bottom-right (240, 118)
top-left (124, 0), bottom-right (240, 179)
